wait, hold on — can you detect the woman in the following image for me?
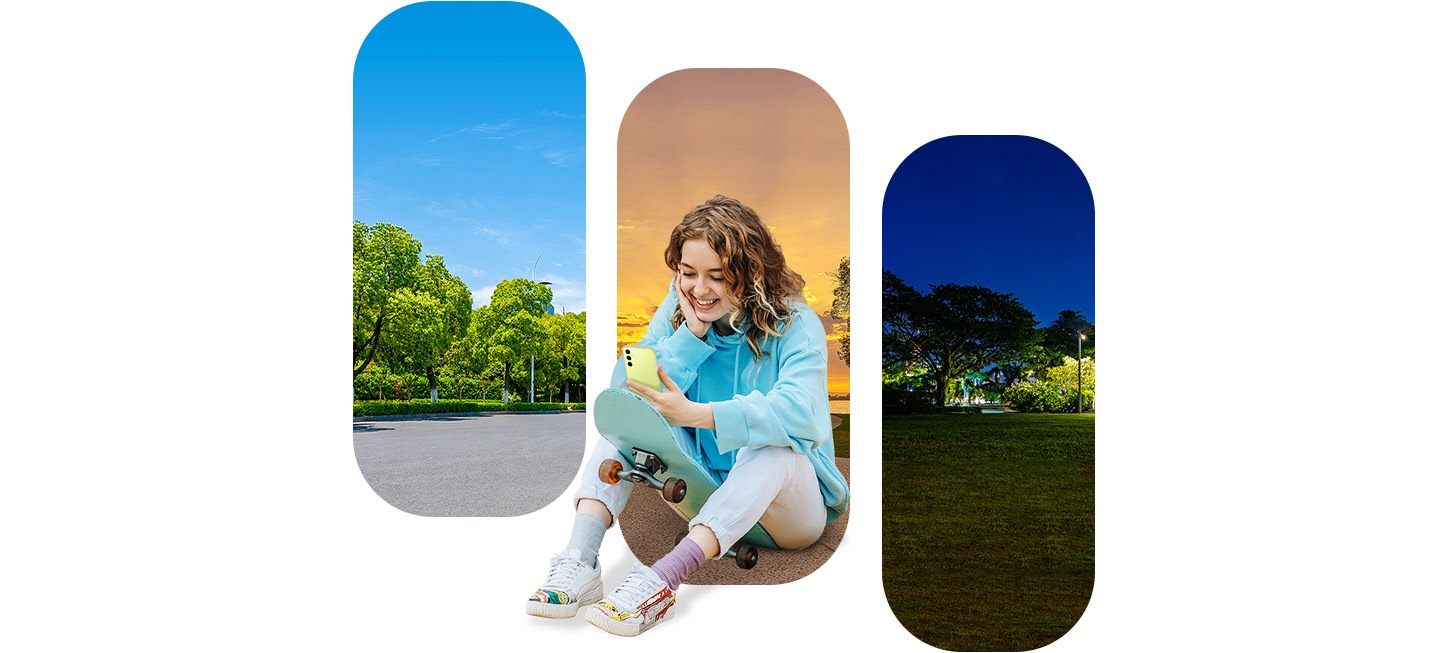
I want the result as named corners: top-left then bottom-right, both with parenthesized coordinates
top-left (526, 195), bottom-right (849, 636)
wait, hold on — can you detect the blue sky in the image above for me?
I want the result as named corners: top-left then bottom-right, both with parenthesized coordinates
top-left (882, 136), bottom-right (1095, 329)
top-left (353, 2), bottom-right (585, 312)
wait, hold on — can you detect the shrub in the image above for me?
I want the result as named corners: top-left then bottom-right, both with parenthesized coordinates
top-left (1005, 356), bottom-right (1095, 413)
top-left (883, 385), bottom-right (939, 414)
top-left (352, 372), bottom-right (429, 401)
top-left (354, 372), bottom-right (514, 401)
top-left (1005, 379), bottom-right (1081, 413)
top-left (353, 400), bottom-right (585, 417)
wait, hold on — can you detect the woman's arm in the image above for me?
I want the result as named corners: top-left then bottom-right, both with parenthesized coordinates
top-left (709, 305), bottom-right (832, 455)
top-left (625, 365), bottom-right (716, 429)
top-left (609, 287), bottom-right (715, 393)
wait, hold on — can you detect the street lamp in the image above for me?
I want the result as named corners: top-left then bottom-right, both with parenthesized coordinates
top-left (529, 251), bottom-right (552, 403)
top-left (1077, 331), bottom-right (1086, 413)
top-left (530, 280), bottom-right (554, 403)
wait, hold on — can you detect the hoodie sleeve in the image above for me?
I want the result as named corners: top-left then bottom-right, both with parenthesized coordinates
top-left (708, 306), bottom-right (831, 456)
top-left (610, 288), bottom-right (715, 393)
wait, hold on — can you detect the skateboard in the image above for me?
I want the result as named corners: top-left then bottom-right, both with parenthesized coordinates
top-left (593, 387), bottom-right (776, 569)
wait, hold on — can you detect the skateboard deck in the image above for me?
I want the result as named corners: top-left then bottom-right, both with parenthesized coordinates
top-left (593, 387), bottom-right (778, 551)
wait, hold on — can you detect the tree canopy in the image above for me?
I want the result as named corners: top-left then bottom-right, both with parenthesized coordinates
top-left (483, 278), bottom-right (553, 403)
top-left (540, 311), bottom-right (585, 403)
top-left (354, 221), bottom-right (426, 378)
top-left (883, 271), bottom-right (1038, 406)
top-left (1040, 310), bottom-right (1096, 367)
top-left (353, 221), bottom-right (586, 405)
top-left (828, 255), bottom-right (850, 367)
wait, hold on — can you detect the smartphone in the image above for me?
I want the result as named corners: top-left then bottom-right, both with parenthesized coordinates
top-left (623, 345), bottom-right (663, 393)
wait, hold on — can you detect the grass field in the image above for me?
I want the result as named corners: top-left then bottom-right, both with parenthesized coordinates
top-left (833, 412), bottom-right (850, 458)
top-left (883, 413), bottom-right (1094, 651)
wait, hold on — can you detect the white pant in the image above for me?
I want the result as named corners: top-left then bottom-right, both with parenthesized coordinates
top-left (574, 434), bottom-right (827, 558)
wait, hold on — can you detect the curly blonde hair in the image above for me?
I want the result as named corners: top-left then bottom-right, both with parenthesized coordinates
top-left (664, 195), bottom-right (806, 360)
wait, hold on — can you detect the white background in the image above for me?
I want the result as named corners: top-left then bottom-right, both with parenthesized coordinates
top-left (4, 1), bottom-right (1435, 650)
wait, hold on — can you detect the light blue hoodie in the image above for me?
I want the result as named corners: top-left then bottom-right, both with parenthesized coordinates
top-left (611, 288), bottom-right (850, 522)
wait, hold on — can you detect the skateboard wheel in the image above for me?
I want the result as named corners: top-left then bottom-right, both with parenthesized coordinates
top-left (735, 545), bottom-right (758, 570)
top-left (599, 459), bottom-right (623, 485)
top-left (662, 477), bottom-right (686, 503)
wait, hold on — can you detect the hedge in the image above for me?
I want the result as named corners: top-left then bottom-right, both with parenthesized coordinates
top-left (353, 400), bottom-right (586, 417)
top-left (353, 371), bottom-right (582, 403)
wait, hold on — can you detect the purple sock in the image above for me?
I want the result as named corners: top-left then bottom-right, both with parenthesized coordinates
top-left (651, 537), bottom-right (706, 589)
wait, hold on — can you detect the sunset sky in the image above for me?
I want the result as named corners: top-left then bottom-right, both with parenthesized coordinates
top-left (617, 69), bottom-right (850, 394)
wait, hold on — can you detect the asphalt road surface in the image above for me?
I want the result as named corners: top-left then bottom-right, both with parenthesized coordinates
top-left (353, 412), bottom-right (585, 517)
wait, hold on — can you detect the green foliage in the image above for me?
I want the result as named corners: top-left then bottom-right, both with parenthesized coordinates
top-left (882, 271), bottom-right (1038, 407)
top-left (539, 311), bottom-right (586, 402)
top-left (353, 400), bottom-right (585, 417)
top-left (484, 278), bottom-right (554, 402)
top-left (353, 222), bottom-right (472, 388)
top-left (354, 221), bottom-right (423, 376)
top-left (1004, 356), bottom-right (1095, 412)
top-left (352, 228), bottom-right (586, 404)
top-left (1039, 310), bottom-right (1096, 368)
top-left (827, 255), bottom-right (850, 367)
top-left (1003, 379), bottom-right (1072, 413)
top-left (354, 370), bottom-right (506, 402)
top-left (452, 304), bottom-right (498, 382)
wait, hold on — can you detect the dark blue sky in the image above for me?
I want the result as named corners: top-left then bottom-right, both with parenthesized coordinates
top-left (882, 135), bottom-right (1095, 328)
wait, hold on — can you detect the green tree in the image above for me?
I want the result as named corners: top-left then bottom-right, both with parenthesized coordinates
top-left (353, 221), bottom-right (422, 378)
top-left (387, 255), bottom-right (471, 403)
top-left (452, 304), bottom-right (496, 398)
top-left (883, 271), bottom-right (1038, 406)
top-left (541, 311), bottom-right (585, 403)
top-left (989, 341), bottom-right (1049, 389)
top-left (826, 255), bottom-right (850, 367)
top-left (485, 278), bottom-right (553, 403)
top-left (1040, 310), bottom-right (1095, 367)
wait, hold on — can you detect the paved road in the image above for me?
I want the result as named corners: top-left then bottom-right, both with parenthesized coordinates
top-left (353, 412), bottom-right (585, 517)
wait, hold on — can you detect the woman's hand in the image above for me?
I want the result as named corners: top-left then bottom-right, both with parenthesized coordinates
top-left (626, 365), bottom-right (715, 430)
top-left (673, 272), bottom-right (710, 339)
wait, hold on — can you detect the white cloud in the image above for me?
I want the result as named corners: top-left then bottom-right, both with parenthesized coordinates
top-left (472, 286), bottom-right (497, 308)
top-left (535, 273), bottom-right (586, 313)
top-left (421, 201), bottom-right (454, 219)
top-left (541, 148), bottom-right (584, 167)
top-left (475, 226), bottom-right (508, 244)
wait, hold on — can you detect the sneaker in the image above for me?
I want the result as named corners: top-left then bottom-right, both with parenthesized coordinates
top-left (585, 564), bottom-right (676, 636)
top-left (525, 549), bottom-right (603, 618)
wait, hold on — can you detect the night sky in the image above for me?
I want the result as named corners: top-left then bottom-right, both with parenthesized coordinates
top-left (882, 136), bottom-right (1095, 328)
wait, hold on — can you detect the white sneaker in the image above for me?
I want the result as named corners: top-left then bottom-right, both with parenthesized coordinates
top-left (585, 564), bottom-right (676, 636)
top-left (525, 549), bottom-right (602, 618)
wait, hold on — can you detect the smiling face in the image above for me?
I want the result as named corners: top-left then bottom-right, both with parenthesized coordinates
top-left (677, 238), bottom-right (737, 323)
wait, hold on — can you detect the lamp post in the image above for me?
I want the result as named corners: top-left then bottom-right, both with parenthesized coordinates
top-left (530, 279), bottom-right (554, 403)
top-left (528, 255), bottom-right (547, 403)
top-left (1077, 331), bottom-right (1086, 413)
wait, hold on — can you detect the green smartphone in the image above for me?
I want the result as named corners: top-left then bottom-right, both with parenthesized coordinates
top-left (623, 345), bottom-right (663, 393)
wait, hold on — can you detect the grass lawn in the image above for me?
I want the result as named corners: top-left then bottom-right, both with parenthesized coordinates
top-left (883, 413), bottom-right (1094, 651)
top-left (833, 412), bottom-right (850, 458)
